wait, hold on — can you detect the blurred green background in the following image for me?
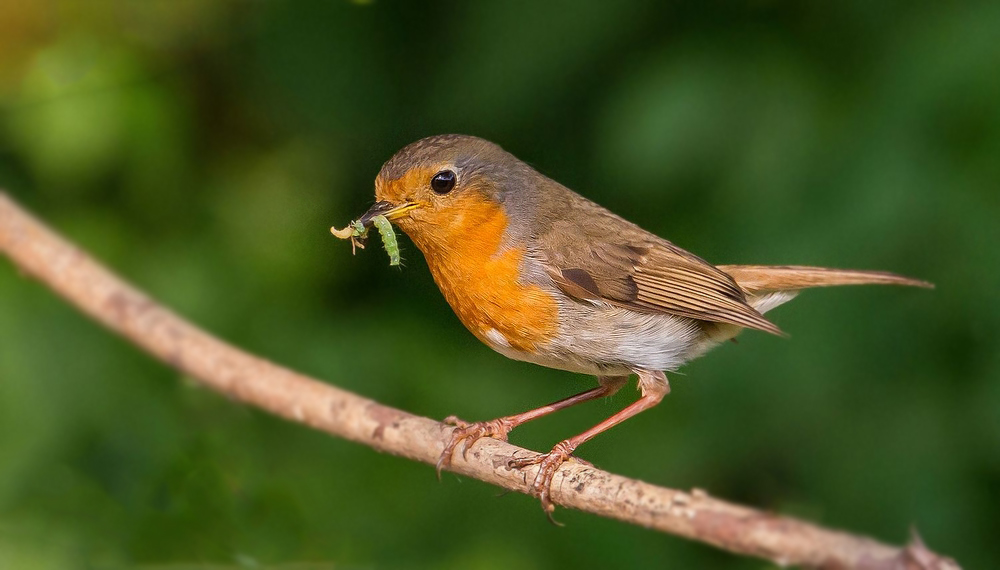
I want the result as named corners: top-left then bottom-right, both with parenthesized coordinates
top-left (1, 1), bottom-right (998, 568)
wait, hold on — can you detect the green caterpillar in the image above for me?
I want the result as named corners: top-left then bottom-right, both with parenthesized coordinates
top-left (350, 219), bottom-right (366, 237)
top-left (331, 215), bottom-right (400, 266)
top-left (371, 214), bottom-right (400, 266)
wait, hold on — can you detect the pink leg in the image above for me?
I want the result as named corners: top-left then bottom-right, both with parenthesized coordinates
top-left (508, 370), bottom-right (670, 519)
top-left (436, 376), bottom-right (628, 477)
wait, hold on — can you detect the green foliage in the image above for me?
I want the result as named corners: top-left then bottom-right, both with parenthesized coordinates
top-left (1, 1), bottom-right (998, 568)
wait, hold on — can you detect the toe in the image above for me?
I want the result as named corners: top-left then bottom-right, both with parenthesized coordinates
top-left (438, 417), bottom-right (514, 477)
top-left (540, 492), bottom-right (562, 526)
top-left (443, 415), bottom-right (469, 428)
top-left (510, 441), bottom-right (577, 519)
top-left (435, 454), bottom-right (449, 480)
top-left (507, 450), bottom-right (546, 469)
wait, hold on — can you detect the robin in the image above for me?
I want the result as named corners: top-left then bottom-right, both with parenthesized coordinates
top-left (342, 134), bottom-right (931, 517)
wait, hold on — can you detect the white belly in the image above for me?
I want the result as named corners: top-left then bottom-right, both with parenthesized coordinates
top-left (477, 290), bottom-right (798, 377)
top-left (480, 305), bottom-right (706, 376)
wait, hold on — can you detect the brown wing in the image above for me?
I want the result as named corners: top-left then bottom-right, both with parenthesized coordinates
top-left (538, 205), bottom-right (783, 335)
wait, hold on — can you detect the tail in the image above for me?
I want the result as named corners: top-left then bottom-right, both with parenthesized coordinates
top-left (718, 265), bottom-right (933, 315)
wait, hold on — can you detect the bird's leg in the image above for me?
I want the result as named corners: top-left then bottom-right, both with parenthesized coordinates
top-left (508, 370), bottom-right (670, 519)
top-left (436, 376), bottom-right (628, 478)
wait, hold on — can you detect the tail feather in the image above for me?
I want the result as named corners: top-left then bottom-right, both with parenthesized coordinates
top-left (718, 265), bottom-right (934, 294)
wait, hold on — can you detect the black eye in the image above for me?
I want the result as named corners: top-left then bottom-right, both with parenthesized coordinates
top-left (430, 170), bottom-right (456, 194)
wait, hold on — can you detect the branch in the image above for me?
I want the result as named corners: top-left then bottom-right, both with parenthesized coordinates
top-left (0, 191), bottom-right (959, 570)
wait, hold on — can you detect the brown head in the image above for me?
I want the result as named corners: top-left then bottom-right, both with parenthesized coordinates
top-left (358, 134), bottom-right (553, 259)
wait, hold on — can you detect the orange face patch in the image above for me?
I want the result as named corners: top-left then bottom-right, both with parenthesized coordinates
top-left (389, 188), bottom-right (558, 353)
top-left (375, 167), bottom-right (437, 206)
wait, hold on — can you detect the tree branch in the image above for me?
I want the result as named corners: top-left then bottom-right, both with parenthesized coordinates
top-left (0, 191), bottom-right (959, 570)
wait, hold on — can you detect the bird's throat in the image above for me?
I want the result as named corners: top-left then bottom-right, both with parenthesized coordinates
top-left (407, 197), bottom-right (559, 353)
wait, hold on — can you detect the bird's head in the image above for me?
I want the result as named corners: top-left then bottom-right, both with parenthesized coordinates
top-left (356, 134), bottom-right (544, 257)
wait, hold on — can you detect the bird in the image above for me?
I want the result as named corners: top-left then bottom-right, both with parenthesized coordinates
top-left (343, 134), bottom-right (931, 517)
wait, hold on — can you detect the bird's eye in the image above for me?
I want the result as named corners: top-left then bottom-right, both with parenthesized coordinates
top-left (430, 170), bottom-right (456, 194)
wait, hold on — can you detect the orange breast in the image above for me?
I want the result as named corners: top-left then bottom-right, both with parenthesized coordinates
top-left (407, 195), bottom-right (558, 353)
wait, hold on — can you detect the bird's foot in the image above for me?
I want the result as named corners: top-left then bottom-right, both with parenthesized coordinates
top-left (436, 415), bottom-right (514, 478)
top-left (507, 440), bottom-right (578, 524)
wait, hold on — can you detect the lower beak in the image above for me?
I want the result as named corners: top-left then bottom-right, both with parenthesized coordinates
top-left (358, 200), bottom-right (420, 227)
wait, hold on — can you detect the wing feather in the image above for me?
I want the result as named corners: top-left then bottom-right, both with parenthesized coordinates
top-left (540, 207), bottom-right (783, 335)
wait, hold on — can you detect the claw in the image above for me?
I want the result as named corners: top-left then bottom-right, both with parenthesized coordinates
top-left (437, 416), bottom-right (514, 479)
top-left (544, 504), bottom-right (564, 527)
top-left (507, 440), bottom-right (576, 520)
top-left (434, 455), bottom-right (448, 480)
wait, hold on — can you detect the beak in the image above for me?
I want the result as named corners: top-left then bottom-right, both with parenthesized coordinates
top-left (357, 200), bottom-right (420, 227)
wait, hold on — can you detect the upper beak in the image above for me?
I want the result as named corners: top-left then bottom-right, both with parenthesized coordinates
top-left (357, 200), bottom-right (420, 227)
